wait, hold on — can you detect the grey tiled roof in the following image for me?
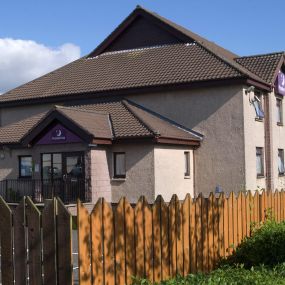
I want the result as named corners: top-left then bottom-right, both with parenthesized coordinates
top-left (0, 43), bottom-right (246, 103)
top-left (0, 100), bottom-right (201, 145)
top-left (235, 52), bottom-right (285, 84)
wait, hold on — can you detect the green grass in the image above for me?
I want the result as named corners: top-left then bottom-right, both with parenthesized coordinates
top-left (133, 264), bottom-right (285, 285)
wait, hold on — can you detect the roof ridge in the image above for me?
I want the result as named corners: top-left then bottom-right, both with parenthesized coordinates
top-left (91, 43), bottom-right (193, 58)
top-left (235, 51), bottom-right (285, 60)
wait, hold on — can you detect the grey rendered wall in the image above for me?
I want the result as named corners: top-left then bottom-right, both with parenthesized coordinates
top-left (0, 103), bottom-right (59, 127)
top-left (108, 143), bottom-right (155, 203)
top-left (127, 85), bottom-right (246, 195)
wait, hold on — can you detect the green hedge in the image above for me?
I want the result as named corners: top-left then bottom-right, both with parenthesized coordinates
top-left (223, 220), bottom-right (285, 268)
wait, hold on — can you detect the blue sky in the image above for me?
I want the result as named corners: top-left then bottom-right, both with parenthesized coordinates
top-left (0, 0), bottom-right (284, 93)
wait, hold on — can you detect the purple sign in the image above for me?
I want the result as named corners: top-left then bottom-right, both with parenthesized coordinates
top-left (36, 123), bottom-right (82, 145)
top-left (276, 71), bottom-right (285, 96)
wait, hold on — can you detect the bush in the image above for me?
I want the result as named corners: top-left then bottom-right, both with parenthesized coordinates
top-left (132, 264), bottom-right (285, 285)
top-left (224, 220), bottom-right (285, 268)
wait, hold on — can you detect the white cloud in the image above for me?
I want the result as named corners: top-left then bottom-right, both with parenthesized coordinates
top-left (0, 38), bottom-right (81, 94)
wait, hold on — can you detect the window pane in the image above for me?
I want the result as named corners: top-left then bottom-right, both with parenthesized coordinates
top-left (278, 149), bottom-right (285, 174)
top-left (184, 152), bottom-right (190, 176)
top-left (277, 99), bottom-right (282, 124)
top-left (256, 147), bottom-right (264, 176)
top-left (114, 153), bottom-right (126, 177)
top-left (256, 155), bottom-right (262, 174)
top-left (20, 156), bottom-right (32, 177)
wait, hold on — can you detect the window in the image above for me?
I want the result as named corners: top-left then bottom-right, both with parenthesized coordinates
top-left (256, 147), bottom-right (264, 177)
top-left (276, 98), bottom-right (283, 125)
top-left (278, 149), bottom-right (285, 175)
top-left (113, 152), bottom-right (126, 178)
top-left (19, 156), bottom-right (33, 178)
top-left (253, 92), bottom-right (264, 120)
top-left (184, 152), bottom-right (190, 177)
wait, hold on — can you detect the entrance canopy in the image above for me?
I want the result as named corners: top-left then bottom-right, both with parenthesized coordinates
top-left (22, 105), bottom-right (113, 146)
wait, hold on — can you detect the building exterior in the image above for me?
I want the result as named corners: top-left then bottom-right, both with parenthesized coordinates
top-left (0, 6), bottom-right (284, 203)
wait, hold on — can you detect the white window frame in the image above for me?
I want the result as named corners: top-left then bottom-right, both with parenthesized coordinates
top-left (256, 147), bottom-right (264, 177)
top-left (278, 149), bottom-right (285, 176)
top-left (253, 92), bottom-right (264, 120)
top-left (184, 151), bottom-right (190, 177)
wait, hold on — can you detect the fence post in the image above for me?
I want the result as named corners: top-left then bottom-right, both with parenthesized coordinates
top-left (0, 196), bottom-right (14, 284)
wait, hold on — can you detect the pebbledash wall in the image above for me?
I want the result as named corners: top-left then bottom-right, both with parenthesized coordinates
top-left (128, 84), bottom-right (246, 195)
top-left (87, 144), bottom-right (194, 203)
top-left (270, 88), bottom-right (285, 190)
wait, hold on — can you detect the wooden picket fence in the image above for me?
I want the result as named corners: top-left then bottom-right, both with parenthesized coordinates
top-left (0, 196), bottom-right (72, 285)
top-left (0, 190), bottom-right (285, 284)
top-left (77, 190), bottom-right (285, 285)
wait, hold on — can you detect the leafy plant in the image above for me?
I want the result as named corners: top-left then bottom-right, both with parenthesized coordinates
top-left (223, 219), bottom-right (285, 268)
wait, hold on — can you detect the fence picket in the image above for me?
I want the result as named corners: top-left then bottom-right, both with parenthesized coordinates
top-left (77, 200), bottom-right (91, 285)
top-left (26, 197), bottom-right (42, 285)
top-left (57, 199), bottom-right (73, 285)
top-left (135, 197), bottom-right (145, 278)
top-left (160, 196), bottom-right (170, 280)
top-left (169, 195), bottom-right (177, 276)
top-left (125, 199), bottom-right (135, 284)
top-left (42, 199), bottom-right (57, 285)
top-left (153, 196), bottom-right (163, 283)
top-left (217, 193), bottom-right (224, 259)
top-left (114, 199), bottom-right (125, 285)
top-left (195, 194), bottom-right (203, 272)
top-left (189, 196), bottom-right (197, 273)
top-left (102, 199), bottom-right (115, 285)
top-left (182, 194), bottom-right (191, 276)
top-left (14, 198), bottom-right (27, 285)
top-left (144, 198), bottom-right (153, 282)
top-left (207, 193), bottom-right (214, 271)
top-left (91, 199), bottom-right (104, 285)
top-left (201, 195), bottom-right (208, 272)
top-left (176, 198), bottom-right (183, 276)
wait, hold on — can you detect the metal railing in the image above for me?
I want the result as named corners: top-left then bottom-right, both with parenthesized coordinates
top-left (0, 178), bottom-right (91, 204)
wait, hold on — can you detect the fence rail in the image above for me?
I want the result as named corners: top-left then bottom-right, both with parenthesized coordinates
top-left (0, 190), bottom-right (284, 285)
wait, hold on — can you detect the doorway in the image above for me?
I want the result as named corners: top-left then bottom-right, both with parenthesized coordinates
top-left (41, 152), bottom-right (85, 202)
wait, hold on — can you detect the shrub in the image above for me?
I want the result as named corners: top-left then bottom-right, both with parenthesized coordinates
top-left (224, 219), bottom-right (285, 268)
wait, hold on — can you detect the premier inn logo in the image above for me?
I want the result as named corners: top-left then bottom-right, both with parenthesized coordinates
top-left (51, 128), bottom-right (66, 141)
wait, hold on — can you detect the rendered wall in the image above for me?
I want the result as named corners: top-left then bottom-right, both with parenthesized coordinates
top-left (0, 103), bottom-right (58, 127)
top-left (242, 89), bottom-right (266, 190)
top-left (269, 89), bottom-right (285, 190)
top-left (108, 143), bottom-right (155, 203)
top-left (128, 85), bottom-right (246, 195)
top-left (154, 145), bottom-right (194, 201)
